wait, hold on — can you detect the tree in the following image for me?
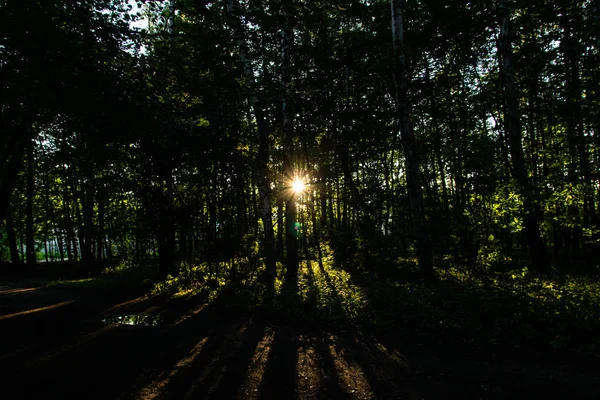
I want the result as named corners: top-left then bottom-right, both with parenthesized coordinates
top-left (280, 5), bottom-right (299, 285)
top-left (390, 0), bottom-right (434, 279)
top-left (498, 0), bottom-right (550, 271)
top-left (224, 0), bottom-right (276, 286)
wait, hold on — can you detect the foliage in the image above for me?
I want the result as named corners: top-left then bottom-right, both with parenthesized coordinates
top-left (1, 0), bottom-right (600, 363)
top-left (46, 260), bottom-right (157, 291)
top-left (363, 269), bottom-right (600, 355)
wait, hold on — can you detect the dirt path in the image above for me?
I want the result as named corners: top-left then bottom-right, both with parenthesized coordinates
top-left (1, 281), bottom-right (599, 399)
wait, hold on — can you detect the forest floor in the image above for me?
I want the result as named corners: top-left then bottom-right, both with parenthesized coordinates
top-left (1, 276), bottom-right (600, 400)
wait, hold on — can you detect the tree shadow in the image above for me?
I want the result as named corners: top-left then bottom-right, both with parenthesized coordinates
top-left (2, 285), bottom-right (272, 399)
top-left (28, 291), bottom-right (228, 399)
top-left (334, 332), bottom-right (424, 399)
top-left (256, 323), bottom-right (299, 399)
top-left (313, 334), bottom-right (346, 398)
top-left (257, 277), bottom-right (300, 400)
top-left (175, 317), bottom-right (268, 399)
top-left (125, 289), bottom-right (270, 399)
top-left (293, 255), bottom-right (446, 398)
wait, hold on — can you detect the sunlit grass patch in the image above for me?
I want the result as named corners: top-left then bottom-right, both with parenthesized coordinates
top-left (294, 257), bottom-right (369, 322)
top-left (151, 258), bottom-right (270, 307)
top-left (151, 263), bottom-right (220, 298)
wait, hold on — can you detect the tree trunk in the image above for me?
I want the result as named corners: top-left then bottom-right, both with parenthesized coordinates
top-left (55, 221), bottom-right (64, 262)
top-left (25, 139), bottom-right (36, 267)
top-left (44, 154), bottom-right (53, 263)
top-left (281, 8), bottom-right (299, 284)
top-left (61, 168), bottom-right (73, 261)
top-left (70, 179), bottom-right (85, 262)
top-left (594, 0), bottom-right (600, 49)
top-left (0, 133), bottom-right (26, 222)
top-left (6, 210), bottom-right (21, 265)
top-left (498, 0), bottom-right (550, 271)
top-left (276, 197), bottom-right (284, 260)
top-left (157, 166), bottom-right (176, 281)
top-left (82, 182), bottom-right (95, 266)
top-left (97, 200), bottom-right (105, 264)
top-left (390, 0), bottom-right (434, 279)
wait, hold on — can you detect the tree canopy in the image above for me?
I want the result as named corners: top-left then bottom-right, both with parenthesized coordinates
top-left (1, 0), bottom-right (599, 283)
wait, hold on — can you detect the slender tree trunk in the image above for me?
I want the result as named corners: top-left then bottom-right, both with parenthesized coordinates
top-left (561, 11), bottom-right (583, 258)
top-left (19, 235), bottom-right (25, 264)
top-left (207, 195), bottom-right (216, 276)
top-left (70, 179), bottom-right (85, 262)
top-left (97, 200), bottom-right (105, 264)
top-left (276, 198), bottom-right (284, 260)
top-left (106, 218), bottom-right (113, 259)
top-left (82, 182), bottom-right (95, 265)
top-left (43, 229), bottom-right (48, 263)
top-left (44, 155), bottom-right (53, 263)
top-left (62, 171), bottom-right (73, 262)
top-left (335, 175), bottom-right (341, 229)
top-left (319, 176), bottom-right (328, 229)
top-left (157, 166), bottom-right (176, 281)
top-left (498, 0), bottom-right (550, 271)
top-left (49, 236), bottom-right (55, 263)
top-left (281, 9), bottom-right (299, 284)
top-left (25, 139), bottom-right (36, 267)
top-left (428, 74), bottom-right (449, 218)
top-left (390, 0), bottom-right (434, 279)
top-left (594, 0), bottom-right (600, 49)
top-left (55, 221), bottom-right (64, 262)
top-left (6, 210), bottom-right (20, 265)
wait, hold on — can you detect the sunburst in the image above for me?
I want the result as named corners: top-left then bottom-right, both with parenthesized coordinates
top-left (292, 178), bottom-right (305, 194)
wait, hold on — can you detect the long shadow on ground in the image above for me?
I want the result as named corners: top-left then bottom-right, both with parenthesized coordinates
top-left (4, 274), bottom-right (600, 399)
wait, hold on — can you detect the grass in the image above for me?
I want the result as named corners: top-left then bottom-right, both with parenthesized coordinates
top-left (45, 260), bottom-right (157, 292)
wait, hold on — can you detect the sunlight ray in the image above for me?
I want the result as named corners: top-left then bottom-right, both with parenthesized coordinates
top-left (0, 300), bottom-right (75, 321)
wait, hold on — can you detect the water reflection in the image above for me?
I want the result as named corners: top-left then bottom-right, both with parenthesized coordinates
top-left (102, 314), bottom-right (163, 326)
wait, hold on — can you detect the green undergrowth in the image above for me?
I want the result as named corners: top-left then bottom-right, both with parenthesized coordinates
top-left (269, 244), bottom-right (600, 356)
top-left (360, 267), bottom-right (600, 356)
top-left (49, 252), bottom-right (600, 356)
top-left (150, 259), bottom-right (269, 307)
top-left (158, 251), bottom-right (600, 356)
top-left (45, 260), bottom-right (157, 292)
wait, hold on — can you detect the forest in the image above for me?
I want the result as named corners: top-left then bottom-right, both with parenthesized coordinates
top-left (1, 0), bottom-right (600, 398)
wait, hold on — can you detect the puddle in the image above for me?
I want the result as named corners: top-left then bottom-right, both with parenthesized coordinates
top-left (102, 314), bottom-right (163, 326)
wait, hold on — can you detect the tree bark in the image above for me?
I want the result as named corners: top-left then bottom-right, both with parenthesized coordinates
top-left (276, 197), bottom-right (284, 260)
top-left (97, 199), bottom-right (105, 264)
top-left (498, 0), bottom-right (550, 271)
top-left (82, 182), bottom-right (95, 265)
top-left (25, 139), bottom-right (36, 267)
top-left (55, 219), bottom-right (64, 262)
top-left (62, 170), bottom-right (73, 262)
top-left (6, 209), bottom-right (21, 265)
top-left (390, 0), bottom-right (434, 279)
top-left (157, 165), bottom-right (176, 281)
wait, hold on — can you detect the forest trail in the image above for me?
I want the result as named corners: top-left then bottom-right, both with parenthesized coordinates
top-left (1, 280), bottom-right (599, 399)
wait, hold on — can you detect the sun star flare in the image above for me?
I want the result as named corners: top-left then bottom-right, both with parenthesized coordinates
top-left (292, 179), bottom-right (305, 194)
